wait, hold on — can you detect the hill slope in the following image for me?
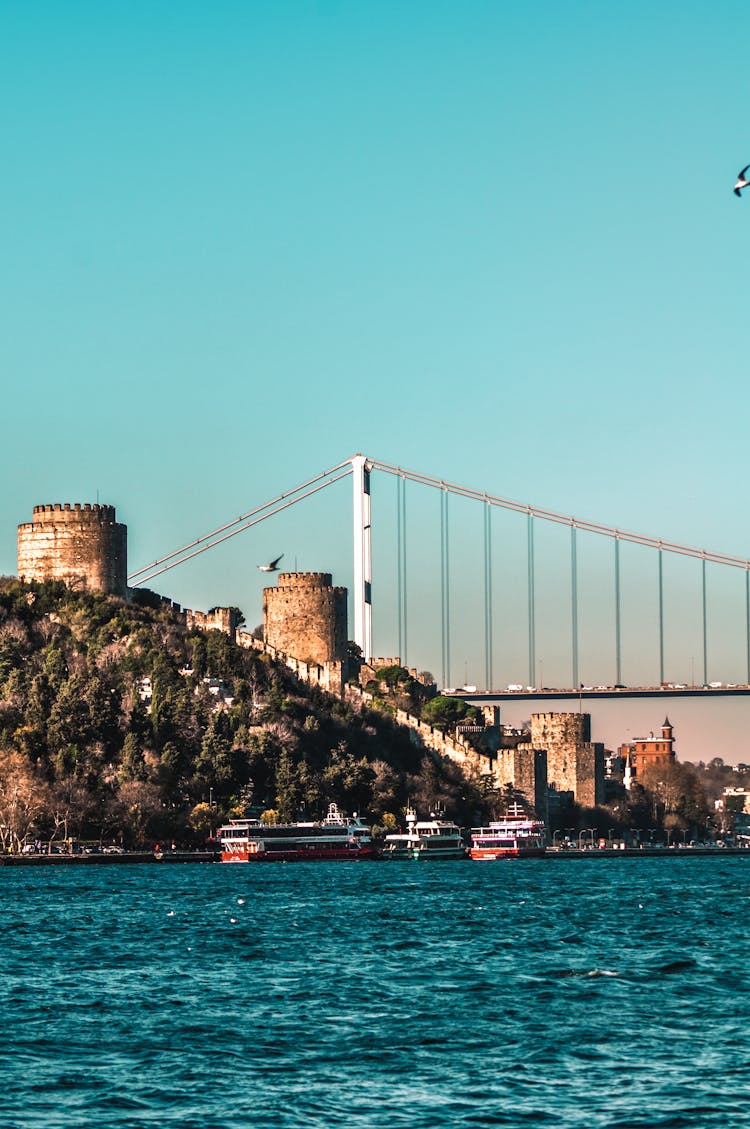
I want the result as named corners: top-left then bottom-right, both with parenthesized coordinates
top-left (0, 578), bottom-right (480, 850)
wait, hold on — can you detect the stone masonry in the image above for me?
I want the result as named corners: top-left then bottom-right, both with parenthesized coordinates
top-left (17, 503), bottom-right (127, 597)
top-left (185, 607), bottom-right (241, 635)
top-left (495, 745), bottom-right (549, 824)
top-left (530, 712), bottom-right (604, 808)
top-left (263, 572), bottom-right (347, 666)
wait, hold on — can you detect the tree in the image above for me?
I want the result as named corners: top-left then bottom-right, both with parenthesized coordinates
top-left (274, 750), bottom-right (300, 822)
top-left (420, 696), bottom-right (481, 732)
top-left (109, 780), bottom-right (163, 846)
top-left (641, 762), bottom-right (708, 833)
top-left (120, 732), bottom-right (147, 783)
top-left (0, 748), bottom-right (49, 852)
top-left (46, 775), bottom-right (91, 849)
top-left (188, 801), bottom-right (216, 840)
top-left (321, 745), bottom-right (375, 815)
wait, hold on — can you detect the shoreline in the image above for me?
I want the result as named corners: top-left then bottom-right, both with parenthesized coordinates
top-left (0, 851), bottom-right (220, 866)
top-left (2, 846), bottom-right (749, 865)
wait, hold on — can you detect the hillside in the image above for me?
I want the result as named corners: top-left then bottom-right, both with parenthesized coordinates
top-left (0, 578), bottom-right (481, 851)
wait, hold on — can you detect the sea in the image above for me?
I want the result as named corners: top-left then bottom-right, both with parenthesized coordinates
top-left (2, 857), bottom-right (749, 1129)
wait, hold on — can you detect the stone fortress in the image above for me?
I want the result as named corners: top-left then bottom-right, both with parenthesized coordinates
top-left (17, 503), bottom-right (128, 597)
top-left (263, 572), bottom-right (347, 666)
top-left (14, 500), bottom-right (624, 825)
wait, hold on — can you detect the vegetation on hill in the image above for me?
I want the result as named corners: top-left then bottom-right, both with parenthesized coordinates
top-left (0, 578), bottom-right (483, 851)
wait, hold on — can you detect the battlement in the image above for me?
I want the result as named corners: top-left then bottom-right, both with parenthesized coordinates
top-left (277, 572), bottom-right (334, 588)
top-left (18, 501), bottom-right (127, 597)
top-left (30, 503), bottom-right (117, 523)
top-left (263, 570), bottom-right (347, 665)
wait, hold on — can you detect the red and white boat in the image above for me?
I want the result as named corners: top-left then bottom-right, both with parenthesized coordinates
top-left (469, 813), bottom-right (547, 860)
top-left (219, 803), bottom-right (374, 863)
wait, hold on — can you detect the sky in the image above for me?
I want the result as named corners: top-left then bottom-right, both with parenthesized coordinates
top-left (2, 2), bottom-right (750, 760)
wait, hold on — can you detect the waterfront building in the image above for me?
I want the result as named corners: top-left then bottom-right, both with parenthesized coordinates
top-left (619, 718), bottom-right (676, 789)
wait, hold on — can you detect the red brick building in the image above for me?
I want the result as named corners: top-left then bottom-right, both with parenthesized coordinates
top-left (620, 718), bottom-right (675, 785)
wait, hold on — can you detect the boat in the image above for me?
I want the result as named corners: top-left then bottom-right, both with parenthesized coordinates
top-left (469, 807), bottom-right (547, 860)
top-left (218, 802), bottom-right (374, 862)
top-left (382, 806), bottom-right (467, 860)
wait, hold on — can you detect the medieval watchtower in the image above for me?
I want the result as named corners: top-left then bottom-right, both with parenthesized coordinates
top-left (530, 711), bottom-right (605, 808)
top-left (17, 503), bottom-right (128, 597)
top-left (263, 572), bottom-right (347, 665)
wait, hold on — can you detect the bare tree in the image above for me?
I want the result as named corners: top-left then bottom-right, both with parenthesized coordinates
top-left (0, 749), bottom-right (49, 853)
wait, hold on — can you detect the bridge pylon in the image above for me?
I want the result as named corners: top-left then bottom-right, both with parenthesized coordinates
top-left (352, 454), bottom-right (372, 661)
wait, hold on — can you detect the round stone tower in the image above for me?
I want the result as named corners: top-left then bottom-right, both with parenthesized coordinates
top-left (263, 572), bottom-right (347, 665)
top-left (17, 503), bottom-right (128, 597)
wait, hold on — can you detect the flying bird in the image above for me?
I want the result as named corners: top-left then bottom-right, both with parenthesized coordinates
top-left (257, 554), bottom-right (284, 573)
top-left (734, 163), bottom-right (750, 197)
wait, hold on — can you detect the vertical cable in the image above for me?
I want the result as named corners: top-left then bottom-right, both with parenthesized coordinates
top-left (401, 476), bottom-right (408, 668)
top-left (527, 510), bottom-right (535, 689)
top-left (571, 522), bottom-right (579, 690)
top-left (702, 554), bottom-right (708, 687)
top-left (484, 500), bottom-right (493, 691)
top-left (444, 489), bottom-right (450, 687)
top-left (746, 567), bottom-right (750, 686)
top-left (658, 545), bottom-right (664, 687)
top-left (615, 535), bottom-right (622, 687)
top-left (440, 487), bottom-right (451, 688)
top-left (396, 476), bottom-right (403, 664)
top-left (440, 489), bottom-right (445, 687)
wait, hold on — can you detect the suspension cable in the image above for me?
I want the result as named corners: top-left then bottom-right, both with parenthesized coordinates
top-left (128, 457), bottom-right (354, 582)
top-left (131, 469), bottom-right (352, 587)
top-left (370, 458), bottom-right (750, 571)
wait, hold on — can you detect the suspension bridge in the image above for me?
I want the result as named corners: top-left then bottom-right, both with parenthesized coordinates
top-left (127, 454), bottom-right (750, 695)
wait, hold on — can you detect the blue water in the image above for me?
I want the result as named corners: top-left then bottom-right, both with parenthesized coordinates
top-left (2, 858), bottom-right (749, 1129)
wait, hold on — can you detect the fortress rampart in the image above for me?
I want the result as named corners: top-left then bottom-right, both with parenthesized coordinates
top-left (530, 712), bottom-right (604, 807)
top-left (263, 572), bottom-right (347, 666)
top-left (17, 503), bottom-right (127, 597)
top-left (185, 607), bottom-right (241, 636)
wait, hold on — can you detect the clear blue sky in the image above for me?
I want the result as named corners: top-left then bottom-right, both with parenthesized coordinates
top-left (2, 2), bottom-right (750, 757)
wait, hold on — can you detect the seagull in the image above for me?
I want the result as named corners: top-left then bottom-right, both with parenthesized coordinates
top-left (257, 554), bottom-right (284, 573)
top-left (734, 163), bottom-right (750, 197)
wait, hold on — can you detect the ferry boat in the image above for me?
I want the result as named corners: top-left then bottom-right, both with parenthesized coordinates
top-left (382, 806), bottom-right (467, 860)
top-left (469, 809), bottom-right (547, 860)
top-left (219, 803), bottom-right (374, 863)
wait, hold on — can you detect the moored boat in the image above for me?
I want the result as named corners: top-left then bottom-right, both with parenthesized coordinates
top-left (219, 803), bottom-right (374, 862)
top-left (382, 806), bottom-right (467, 860)
top-left (469, 813), bottom-right (546, 860)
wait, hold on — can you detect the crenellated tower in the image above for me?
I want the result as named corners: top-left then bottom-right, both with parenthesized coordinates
top-left (263, 572), bottom-right (347, 665)
top-left (17, 503), bottom-right (128, 597)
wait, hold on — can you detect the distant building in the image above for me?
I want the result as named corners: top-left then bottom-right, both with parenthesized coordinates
top-left (619, 718), bottom-right (676, 788)
top-left (185, 607), bottom-right (241, 636)
top-left (717, 788), bottom-right (750, 842)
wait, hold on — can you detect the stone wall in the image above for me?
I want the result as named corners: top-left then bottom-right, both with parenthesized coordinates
top-left (530, 712), bottom-right (604, 806)
top-left (500, 745), bottom-right (549, 823)
top-left (237, 630), bottom-right (346, 696)
top-left (17, 503), bottom-right (127, 597)
top-left (185, 607), bottom-right (240, 635)
top-left (263, 572), bottom-right (347, 666)
top-left (240, 623), bottom-right (548, 818)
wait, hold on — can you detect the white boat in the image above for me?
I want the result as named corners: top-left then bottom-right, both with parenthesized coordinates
top-left (218, 803), bottom-right (374, 862)
top-left (382, 807), bottom-right (466, 860)
top-left (469, 807), bottom-right (546, 861)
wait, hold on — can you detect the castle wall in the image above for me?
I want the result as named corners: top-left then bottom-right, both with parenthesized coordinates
top-left (530, 712), bottom-right (604, 806)
top-left (237, 630), bottom-right (346, 695)
top-left (505, 746), bottom-right (549, 823)
top-left (185, 607), bottom-right (240, 636)
top-left (17, 503), bottom-right (127, 597)
top-left (263, 572), bottom-right (347, 666)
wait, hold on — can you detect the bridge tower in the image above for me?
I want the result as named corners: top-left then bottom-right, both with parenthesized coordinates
top-left (352, 454), bottom-right (372, 660)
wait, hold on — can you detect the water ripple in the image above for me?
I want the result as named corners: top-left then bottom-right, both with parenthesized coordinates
top-left (1, 858), bottom-right (749, 1128)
